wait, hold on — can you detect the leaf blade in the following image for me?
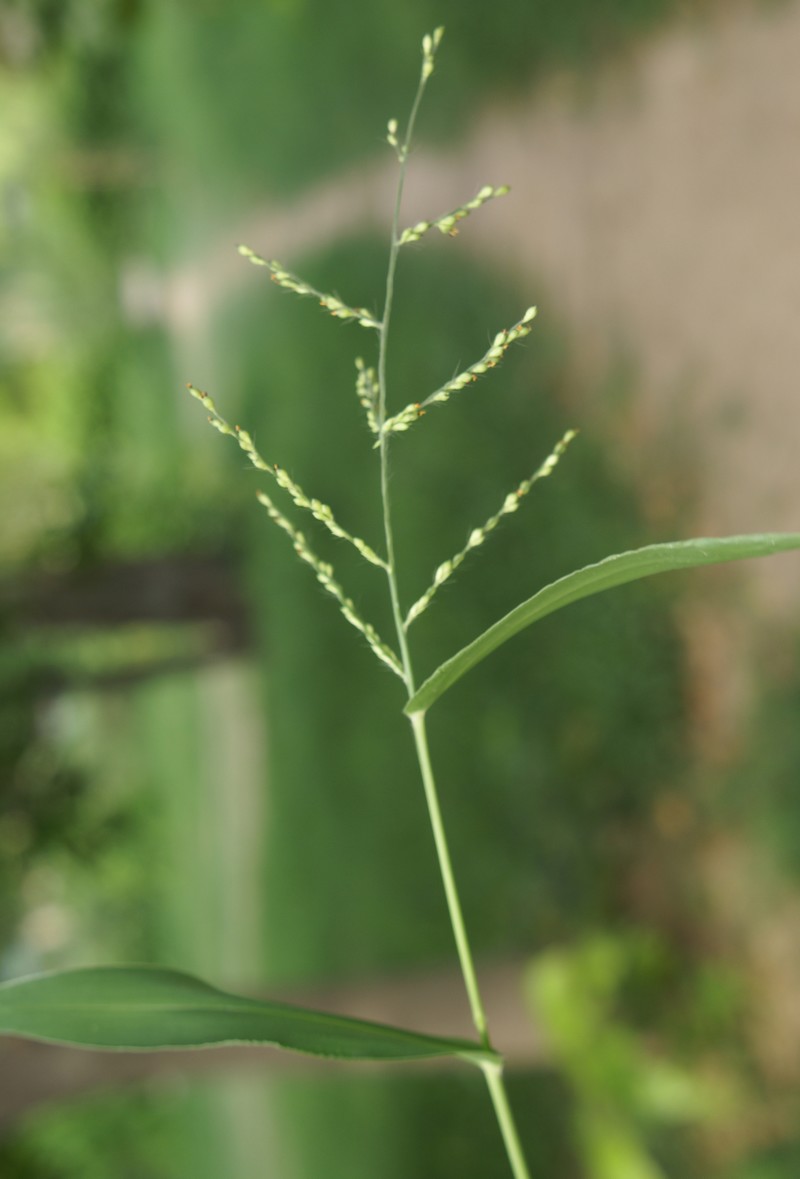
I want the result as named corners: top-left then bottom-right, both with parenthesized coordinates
top-left (405, 533), bottom-right (800, 714)
top-left (0, 966), bottom-right (497, 1067)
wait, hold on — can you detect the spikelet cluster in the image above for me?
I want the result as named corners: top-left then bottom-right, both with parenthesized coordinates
top-left (399, 185), bottom-right (510, 245)
top-left (272, 465), bottom-right (387, 569)
top-left (404, 429), bottom-right (578, 628)
top-left (238, 246), bottom-right (381, 329)
top-left (421, 27), bottom-right (444, 80)
top-left (187, 384), bottom-right (386, 567)
top-left (380, 306), bottom-right (537, 442)
top-left (386, 116), bottom-right (402, 160)
top-left (256, 491), bottom-right (403, 678)
top-left (187, 386), bottom-right (401, 675)
top-left (355, 358), bottom-right (379, 435)
top-left (386, 28), bottom-right (444, 163)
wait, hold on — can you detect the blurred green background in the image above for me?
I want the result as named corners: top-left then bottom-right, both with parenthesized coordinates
top-left (2, 1), bottom-right (800, 1176)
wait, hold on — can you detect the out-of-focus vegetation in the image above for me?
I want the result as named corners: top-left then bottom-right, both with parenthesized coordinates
top-left (530, 934), bottom-right (738, 1179)
top-left (2, 0), bottom-right (800, 1176)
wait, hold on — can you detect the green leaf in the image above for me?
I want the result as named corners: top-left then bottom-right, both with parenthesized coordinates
top-left (0, 966), bottom-right (498, 1067)
top-left (405, 533), bottom-right (800, 715)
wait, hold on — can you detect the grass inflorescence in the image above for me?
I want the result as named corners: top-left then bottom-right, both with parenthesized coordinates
top-left (191, 30), bottom-right (545, 1177)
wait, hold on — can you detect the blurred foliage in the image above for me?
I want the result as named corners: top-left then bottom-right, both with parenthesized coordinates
top-left (0, 1089), bottom-right (182, 1179)
top-left (0, 658), bottom-right (92, 945)
top-left (0, 645), bottom-right (160, 972)
top-left (1, 0), bottom-right (799, 1176)
top-left (724, 633), bottom-right (800, 879)
top-left (529, 933), bottom-right (732, 1179)
top-left (130, 0), bottom-right (689, 209)
top-left (726, 1144), bottom-right (800, 1179)
top-left (0, 0), bottom-right (145, 67)
top-left (276, 1069), bottom-right (582, 1179)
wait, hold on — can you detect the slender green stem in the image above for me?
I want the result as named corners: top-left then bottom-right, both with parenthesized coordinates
top-left (483, 1063), bottom-right (534, 1179)
top-left (373, 42), bottom-right (533, 1179)
top-left (376, 54), bottom-right (430, 686)
top-left (376, 59), bottom-right (428, 438)
top-left (408, 711), bottom-right (488, 1042)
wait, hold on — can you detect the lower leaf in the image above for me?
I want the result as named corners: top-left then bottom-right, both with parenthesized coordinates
top-left (0, 966), bottom-right (498, 1067)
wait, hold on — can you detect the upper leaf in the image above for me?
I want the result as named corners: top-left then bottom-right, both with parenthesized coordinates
top-left (0, 966), bottom-right (497, 1067)
top-left (405, 533), bottom-right (800, 714)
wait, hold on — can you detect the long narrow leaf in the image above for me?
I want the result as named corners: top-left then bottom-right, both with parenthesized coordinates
top-left (405, 533), bottom-right (800, 715)
top-left (0, 966), bottom-right (497, 1066)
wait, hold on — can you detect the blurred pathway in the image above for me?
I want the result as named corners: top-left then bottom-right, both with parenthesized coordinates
top-left (144, 0), bottom-right (800, 620)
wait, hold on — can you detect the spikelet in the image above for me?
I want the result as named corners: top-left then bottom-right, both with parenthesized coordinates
top-left (385, 29), bottom-right (445, 168)
top-left (386, 118), bottom-right (401, 160)
top-left (272, 464), bottom-right (388, 569)
top-left (404, 429), bottom-right (578, 628)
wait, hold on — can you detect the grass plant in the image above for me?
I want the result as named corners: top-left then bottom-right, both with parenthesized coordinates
top-left (2, 27), bottom-right (800, 1179)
